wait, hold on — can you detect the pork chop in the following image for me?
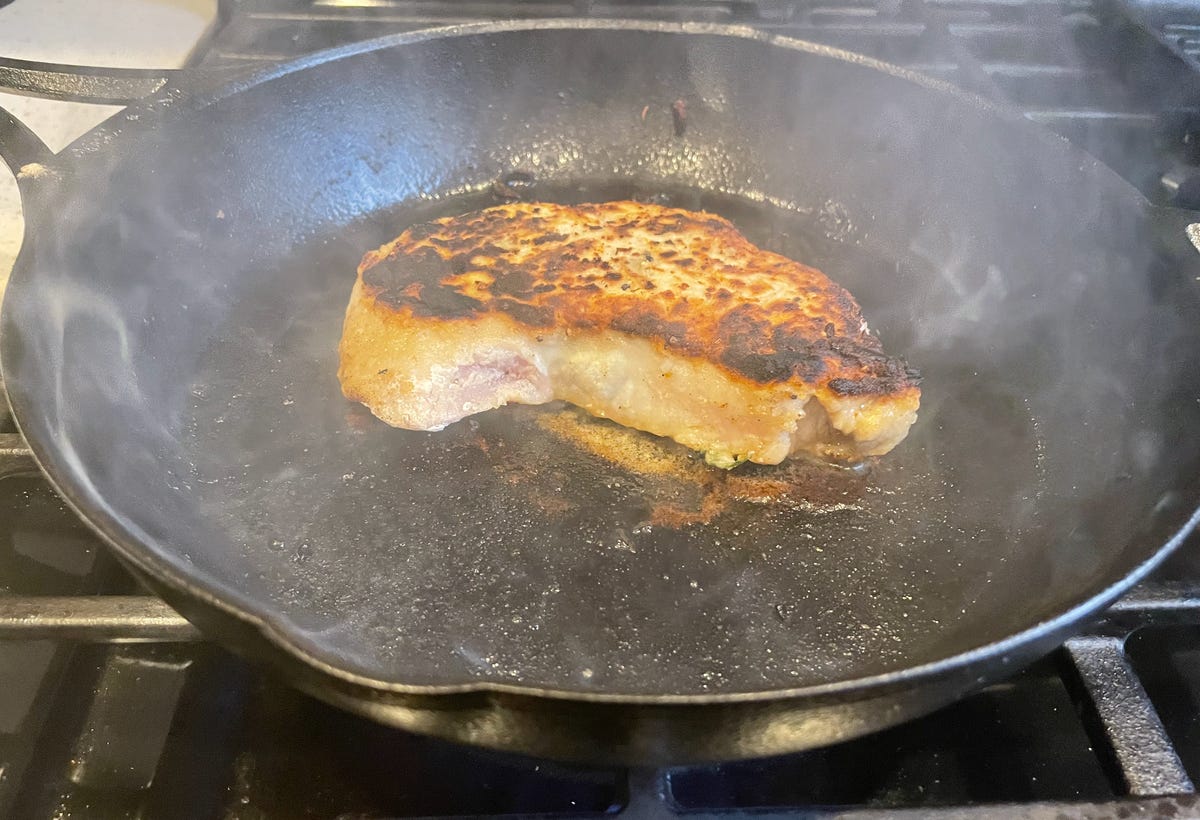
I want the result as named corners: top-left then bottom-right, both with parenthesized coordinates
top-left (338, 201), bottom-right (920, 467)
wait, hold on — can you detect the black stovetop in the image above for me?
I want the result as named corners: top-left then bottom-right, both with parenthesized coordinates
top-left (3, 1), bottom-right (1200, 817)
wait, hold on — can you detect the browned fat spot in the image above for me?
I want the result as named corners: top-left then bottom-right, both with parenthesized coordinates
top-left (535, 408), bottom-right (869, 528)
top-left (494, 460), bottom-right (577, 517)
top-left (536, 410), bottom-right (708, 482)
top-left (652, 459), bottom-right (870, 527)
top-left (650, 494), bottom-right (728, 528)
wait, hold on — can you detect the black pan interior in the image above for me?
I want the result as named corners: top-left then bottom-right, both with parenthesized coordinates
top-left (5, 25), bottom-right (1200, 697)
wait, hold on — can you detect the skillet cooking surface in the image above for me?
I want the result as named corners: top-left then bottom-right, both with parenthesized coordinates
top-left (5, 25), bottom-right (1200, 703)
top-left (180, 183), bottom-right (1044, 694)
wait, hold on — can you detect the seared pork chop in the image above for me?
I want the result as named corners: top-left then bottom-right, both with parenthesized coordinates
top-left (338, 201), bottom-right (920, 467)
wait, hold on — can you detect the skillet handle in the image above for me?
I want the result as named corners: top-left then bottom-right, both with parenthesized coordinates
top-left (0, 56), bottom-right (267, 186)
top-left (0, 57), bottom-right (174, 105)
top-left (0, 57), bottom-right (180, 179)
top-left (0, 102), bottom-right (52, 177)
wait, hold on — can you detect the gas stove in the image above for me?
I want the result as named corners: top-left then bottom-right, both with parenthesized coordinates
top-left (2, 1), bottom-right (1200, 817)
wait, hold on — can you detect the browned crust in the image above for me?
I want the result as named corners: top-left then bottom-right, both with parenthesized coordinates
top-left (358, 201), bottom-right (919, 396)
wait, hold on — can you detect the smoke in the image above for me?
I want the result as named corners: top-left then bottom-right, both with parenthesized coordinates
top-left (0, 0), bottom-right (218, 290)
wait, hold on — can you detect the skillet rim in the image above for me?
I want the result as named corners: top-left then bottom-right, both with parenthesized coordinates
top-left (3, 18), bottom-right (1198, 706)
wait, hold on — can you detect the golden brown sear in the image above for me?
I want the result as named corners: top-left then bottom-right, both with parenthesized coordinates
top-left (338, 201), bottom-right (920, 466)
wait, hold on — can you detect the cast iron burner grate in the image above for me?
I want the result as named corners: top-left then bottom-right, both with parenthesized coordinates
top-left (1, 0), bottom-right (1200, 817)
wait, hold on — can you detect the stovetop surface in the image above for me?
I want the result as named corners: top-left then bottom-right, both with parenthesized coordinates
top-left (3, 0), bottom-right (1200, 817)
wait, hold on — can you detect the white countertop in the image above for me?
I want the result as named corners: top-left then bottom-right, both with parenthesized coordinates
top-left (0, 0), bottom-right (217, 295)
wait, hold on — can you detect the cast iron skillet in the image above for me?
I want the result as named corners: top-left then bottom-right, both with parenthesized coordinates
top-left (2, 21), bottom-right (1200, 763)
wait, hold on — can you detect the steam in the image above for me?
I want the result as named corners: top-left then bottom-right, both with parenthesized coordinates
top-left (0, 0), bottom-right (217, 290)
top-left (5, 21), bottom-right (1200, 704)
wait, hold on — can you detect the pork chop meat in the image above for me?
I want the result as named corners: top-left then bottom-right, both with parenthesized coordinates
top-left (338, 201), bottom-right (920, 467)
